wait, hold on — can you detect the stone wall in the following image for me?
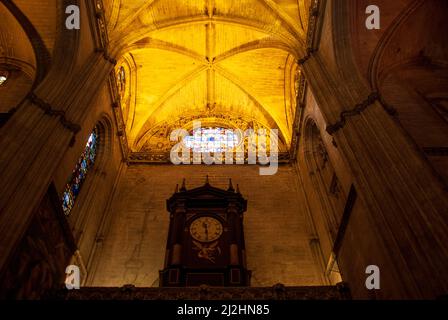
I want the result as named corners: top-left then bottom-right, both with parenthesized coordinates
top-left (89, 164), bottom-right (324, 287)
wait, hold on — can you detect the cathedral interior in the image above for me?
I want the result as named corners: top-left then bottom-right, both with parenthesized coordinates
top-left (0, 0), bottom-right (447, 300)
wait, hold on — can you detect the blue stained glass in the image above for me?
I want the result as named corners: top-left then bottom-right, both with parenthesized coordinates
top-left (62, 128), bottom-right (99, 215)
top-left (183, 127), bottom-right (239, 153)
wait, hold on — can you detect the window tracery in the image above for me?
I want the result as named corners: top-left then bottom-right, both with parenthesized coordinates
top-left (183, 127), bottom-right (240, 153)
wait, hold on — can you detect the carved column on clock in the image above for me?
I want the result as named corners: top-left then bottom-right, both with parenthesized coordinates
top-left (227, 200), bottom-right (246, 285)
top-left (228, 202), bottom-right (240, 266)
top-left (227, 193), bottom-right (249, 285)
top-left (162, 198), bottom-right (186, 286)
top-left (170, 199), bottom-right (186, 266)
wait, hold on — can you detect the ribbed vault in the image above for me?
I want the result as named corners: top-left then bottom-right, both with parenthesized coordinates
top-left (104, 0), bottom-right (312, 152)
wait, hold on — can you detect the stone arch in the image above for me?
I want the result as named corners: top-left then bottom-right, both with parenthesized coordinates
top-left (0, 2), bottom-right (38, 116)
top-left (93, 114), bottom-right (115, 171)
top-left (64, 113), bottom-right (116, 285)
top-left (369, 0), bottom-right (448, 186)
top-left (0, 1), bottom-right (51, 88)
top-left (115, 53), bottom-right (137, 130)
top-left (67, 114), bottom-right (114, 225)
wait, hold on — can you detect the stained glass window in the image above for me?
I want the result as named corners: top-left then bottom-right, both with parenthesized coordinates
top-left (62, 128), bottom-right (99, 215)
top-left (183, 127), bottom-right (240, 153)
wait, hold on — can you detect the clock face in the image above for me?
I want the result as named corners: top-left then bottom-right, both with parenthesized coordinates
top-left (189, 216), bottom-right (223, 243)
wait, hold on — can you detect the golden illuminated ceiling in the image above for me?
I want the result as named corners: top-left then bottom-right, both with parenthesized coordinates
top-left (103, 0), bottom-right (312, 153)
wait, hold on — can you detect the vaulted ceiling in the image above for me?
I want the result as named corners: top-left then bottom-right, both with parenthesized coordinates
top-left (104, 0), bottom-right (312, 152)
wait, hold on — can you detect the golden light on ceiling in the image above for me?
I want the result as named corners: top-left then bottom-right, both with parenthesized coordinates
top-left (104, 0), bottom-right (312, 153)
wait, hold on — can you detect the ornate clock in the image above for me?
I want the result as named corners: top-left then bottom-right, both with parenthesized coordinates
top-left (190, 216), bottom-right (223, 243)
top-left (159, 177), bottom-right (251, 287)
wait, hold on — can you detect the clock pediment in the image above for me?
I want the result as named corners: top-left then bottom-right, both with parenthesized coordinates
top-left (167, 178), bottom-right (247, 212)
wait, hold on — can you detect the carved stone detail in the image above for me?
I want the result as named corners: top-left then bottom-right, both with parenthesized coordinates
top-left (49, 284), bottom-right (350, 300)
top-left (326, 92), bottom-right (380, 135)
top-left (28, 93), bottom-right (81, 135)
top-left (127, 151), bottom-right (291, 164)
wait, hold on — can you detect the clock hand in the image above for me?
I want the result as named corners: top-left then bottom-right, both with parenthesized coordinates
top-left (202, 222), bottom-right (209, 240)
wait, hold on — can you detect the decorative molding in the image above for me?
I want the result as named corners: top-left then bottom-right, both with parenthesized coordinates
top-left (128, 152), bottom-right (291, 164)
top-left (103, 50), bottom-right (118, 65)
top-left (94, 0), bottom-right (109, 49)
top-left (326, 92), bottom-right (380, 135)
top-left (306, 0), bottom-right (323, 48)
top-left (88, 0), bottom-right (117, 65)
top-left (129, 152), bottom-right (170, 163)
top-left (377, 93), bottom-right (398, 116)
top-left (289, 75), bottom-right (307, 160)
top-left (108, 73), bottom-right (130, 161)
top-left (104, 55), bottom-right (117, 65)
top-left (298, 48), bottom-right (317, 65)
top-left (289, 0), bottom-right (322, 160)
top-left (94, 48), bottom-right (118, 65)
top-left (48, 283), bottom-right (351, 300)
top-left (297, 0), bottom-right (323, 65)
top-left (28, 93), bottom-right (81, 135)
top-left (289, 90), bottom-right (306, 160)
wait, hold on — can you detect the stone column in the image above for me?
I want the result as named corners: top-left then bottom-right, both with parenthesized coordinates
top-left (0, 1), bottom-right (116, 275)
top-left (299, 3), bottom-right (448, 296)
